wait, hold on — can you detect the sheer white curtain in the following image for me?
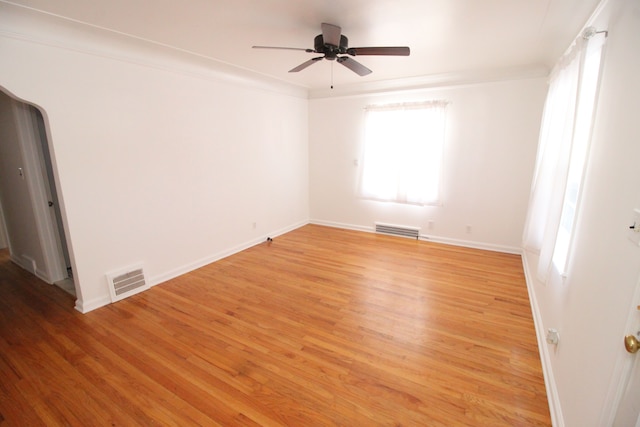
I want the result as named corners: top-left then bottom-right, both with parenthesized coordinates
top-left (522, 31), bottom-right (605, 283)
top-left (359, 101), bottom-right (447, 205)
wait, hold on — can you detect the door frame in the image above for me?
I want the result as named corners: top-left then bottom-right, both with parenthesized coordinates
top-left (0, 88), bottom-right (74, 289)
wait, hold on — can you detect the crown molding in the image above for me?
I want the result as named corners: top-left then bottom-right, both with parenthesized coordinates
top-left (0, 1), bottom-right (309, 99)
top-left (308, 64), bottom-right (549, 99)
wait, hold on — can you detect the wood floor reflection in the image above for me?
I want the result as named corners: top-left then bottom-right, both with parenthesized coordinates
top-left (0, 225), bottom-right (550, 426)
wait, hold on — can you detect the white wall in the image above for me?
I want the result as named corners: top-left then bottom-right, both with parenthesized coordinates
top-left (6, 2), bottom-right (638, 423)
top-left (0, 4), bottom-right (309, 312)
top-left (523, 0), bottom-right (640, 425)
top-left (309, 78), bottom-right (546, 252)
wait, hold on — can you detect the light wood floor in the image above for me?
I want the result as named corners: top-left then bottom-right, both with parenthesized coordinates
top-left (0, 225), bottom-right (551, 426)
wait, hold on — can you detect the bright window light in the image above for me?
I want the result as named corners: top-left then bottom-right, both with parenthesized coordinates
top-left (551, 35), bottom-right (605, 273)
top-left (360, 101), bottom-right (447, 205)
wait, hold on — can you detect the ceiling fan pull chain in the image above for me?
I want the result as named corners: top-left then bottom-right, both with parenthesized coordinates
top-left (331, 61), bottom-right (334, 89)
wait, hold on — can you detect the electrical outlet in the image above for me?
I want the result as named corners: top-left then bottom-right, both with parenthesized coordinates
top-left (546, 328), bottom-right (560, 345)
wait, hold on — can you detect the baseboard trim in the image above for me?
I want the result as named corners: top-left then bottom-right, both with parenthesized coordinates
top-left (521, 251), bottom-right (564, 427)
top-left (309, 219), bottom-right (522, 254)
top-left (419, 234), bottom-right (522, 255)
top-left (72, 220), bottom-right (308, 314)
top-left (74, 295), bottom-right (111, 314)
top-left (10, 253), bottom-right (57, 284)
top-left (148, 220), bottom-right (308, 290)
top-left (309, 219), bottom-right (374, 233)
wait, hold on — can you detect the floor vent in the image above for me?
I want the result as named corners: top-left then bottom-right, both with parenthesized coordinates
top-left (375, 223), bottom-right (420, 240)
top-left (107, 264), bottom-right (149, 302)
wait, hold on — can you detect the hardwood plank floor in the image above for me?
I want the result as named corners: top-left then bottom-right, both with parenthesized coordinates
top-left (0, 225), bottom-right (550, 426)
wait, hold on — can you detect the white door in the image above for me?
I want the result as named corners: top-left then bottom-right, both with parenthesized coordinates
top-left (613, 304), bottom-right (640, 426)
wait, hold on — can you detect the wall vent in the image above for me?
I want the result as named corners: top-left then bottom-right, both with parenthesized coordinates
top-left (106, 264), bottom-right (149, 302)
top-left (375, 223), bottom-right (420, 240)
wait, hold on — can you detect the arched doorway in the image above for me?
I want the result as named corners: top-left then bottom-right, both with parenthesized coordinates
top-left (0, 89), bottom-right (75, 296)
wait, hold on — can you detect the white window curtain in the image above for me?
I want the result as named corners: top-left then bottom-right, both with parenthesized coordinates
top-left (359, 101), bottom-right (447, 205)
top-left (522, 30), bottom-right (605, 283)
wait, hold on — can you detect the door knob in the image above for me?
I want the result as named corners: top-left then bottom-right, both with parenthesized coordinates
top-left (624, 334), bottom-right (639, 354)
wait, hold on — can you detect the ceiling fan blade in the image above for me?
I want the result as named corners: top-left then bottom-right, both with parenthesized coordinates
top-left (253, 46), bottom-right (314, 52)
top-left (337, 56), bottom-right (372, 76)
top-left (346, 46), bottom-right (410, 56)
top-left (321, 23), bottom-right (341, 47)
top-left (289, 56), bottom-right (324, 73)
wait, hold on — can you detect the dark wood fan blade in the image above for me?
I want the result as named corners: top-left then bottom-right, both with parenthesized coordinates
top-left (253, 46), bottom-right (314, 52)
top-left (337, 57), bottom-right (372, 76)
top-left (321, 23), bottom-right (341, 47)
top-left (289, 56), bottom-right (324, 73)
top-left (346, 46), bottom-right (410, 56)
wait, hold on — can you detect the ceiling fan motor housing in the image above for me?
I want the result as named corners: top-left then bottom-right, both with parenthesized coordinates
top-left (314, 34), bottom-right (348, 60)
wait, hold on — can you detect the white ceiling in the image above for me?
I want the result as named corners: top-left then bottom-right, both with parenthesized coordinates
top-left (7, 0), bottom-right (602, 90)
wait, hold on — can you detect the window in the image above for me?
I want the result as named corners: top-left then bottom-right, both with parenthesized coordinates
top-left (551, 35), bottom-right (605, 273)
top-left (359, 101), bottom-right (447, 205)
top-left (522, 28), bottom-right (605, 282)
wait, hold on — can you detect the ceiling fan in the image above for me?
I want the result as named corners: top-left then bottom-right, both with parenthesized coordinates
top-left (253, 23), bottom-right (410, 76)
